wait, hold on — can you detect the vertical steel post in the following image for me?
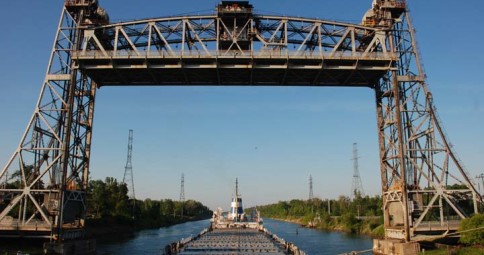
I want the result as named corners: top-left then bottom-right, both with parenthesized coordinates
top-left (391, 70), bottom-right (411, 242)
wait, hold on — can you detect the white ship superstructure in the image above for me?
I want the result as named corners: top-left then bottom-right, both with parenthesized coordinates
top-left (228, 178), bottom-right (245, 221)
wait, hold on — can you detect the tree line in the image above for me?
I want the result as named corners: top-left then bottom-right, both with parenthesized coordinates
top-left (253, 194), bottom-right (384, 235)
top-left (1, 172), bottom-right (212, 232)
top-left (87, 177), bottom-right (212, 228)
top-left (257, 194), bottom-right (382, 219)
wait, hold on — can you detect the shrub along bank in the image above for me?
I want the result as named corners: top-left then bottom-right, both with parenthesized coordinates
top-left (254, 195), bottom-right (384, 237)
top-left (86, 177), bottom-right (212, 237)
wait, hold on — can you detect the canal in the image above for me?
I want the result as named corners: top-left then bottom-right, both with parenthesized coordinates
top-left (97, 219), bottom-right (372, 255)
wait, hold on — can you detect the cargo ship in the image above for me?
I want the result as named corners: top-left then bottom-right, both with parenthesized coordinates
top-left (164, 178), bottom-right (306, 255)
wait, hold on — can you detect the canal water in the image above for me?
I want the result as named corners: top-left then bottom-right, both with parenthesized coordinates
top-left (97, 219), bottom-right (372, 255)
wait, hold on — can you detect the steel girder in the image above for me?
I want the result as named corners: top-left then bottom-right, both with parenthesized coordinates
top-left (0, 6), bottom-right (96, 240)
top-left (80, 15), bottom-right (387, 56)
top-left (376, 12), bottom-right (482, 241)
top-left (72, 15), bottom-right (395, 86)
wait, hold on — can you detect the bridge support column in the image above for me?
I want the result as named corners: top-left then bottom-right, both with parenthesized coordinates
top-left (375, 4), bottom-right (482, 241)
top-left (44, 239), bottom-right (96, 255)
top-left (373, 239), bottom-right (420, 255)
top-left (0, 0), bottom-right (105, 241)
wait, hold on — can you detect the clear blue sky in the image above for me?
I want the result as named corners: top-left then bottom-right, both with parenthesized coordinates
top-left (0, 1), bottom-right (483, 210)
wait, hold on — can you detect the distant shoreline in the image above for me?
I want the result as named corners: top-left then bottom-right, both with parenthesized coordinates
top-left (265, 216), bottom-right (383, 237)
top-left (86, 215), bottom-right (211, 239)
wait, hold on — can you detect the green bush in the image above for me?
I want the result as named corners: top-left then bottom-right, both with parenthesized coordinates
top-left (371, 224), bottom-right (385, 239)
top-left (457, 247), bottom-right (484, 255)
top-left (340, 213), bottom-right (359, 233)
top-left (459, 213), bottom-right (484, 245)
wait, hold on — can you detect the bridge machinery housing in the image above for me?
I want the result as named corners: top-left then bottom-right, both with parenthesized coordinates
top-left (0, 0), bottom-right (481, 252)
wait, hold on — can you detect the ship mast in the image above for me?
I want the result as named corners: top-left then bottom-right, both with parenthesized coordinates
top-left (235, 178), bottom-right (239, 199)
top-left (230, 177), bottom-right (244, 221)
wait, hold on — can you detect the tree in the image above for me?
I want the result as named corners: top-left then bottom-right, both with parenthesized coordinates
top-left (459, 213), bottom-right (484, 245)
top-left (87, 179), bottom-right (107, 218)
top-left (161, 199), bottom-right (175, 217)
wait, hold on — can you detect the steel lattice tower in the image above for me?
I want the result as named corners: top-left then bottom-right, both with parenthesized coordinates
top-left (351, 143), bottom-right (365, 198)
top-left (309, 175), bottom-right (314, 201)
top-left (123, 129), bottom-right (136, 215)
top-left (180, 173), bottom-right (185, 217)
top-left (180, 173), bottom-right (185, 202)
top-left (477, 174), bottom-right (484, 196)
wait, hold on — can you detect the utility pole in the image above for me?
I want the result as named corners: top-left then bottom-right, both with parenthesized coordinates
top-left (123, 129), bottom-right (136, 219)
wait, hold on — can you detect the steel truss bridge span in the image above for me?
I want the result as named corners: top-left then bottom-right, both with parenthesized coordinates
top-left (76, 15), bottom-right (394, 86)
top-left (0, 0), bottom-right (481, 243)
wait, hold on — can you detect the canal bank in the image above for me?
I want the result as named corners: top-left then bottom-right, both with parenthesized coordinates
top-left (269, 216), bottom-right (484, 255)
top-left (85, 214), bottom-right (212, 240)
top-left (269, 215), bottom-right (384, 238)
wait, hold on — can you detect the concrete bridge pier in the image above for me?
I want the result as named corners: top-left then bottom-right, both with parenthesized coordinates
top-left (43, 239), bottom-right (96, 255)
top-left (373, 239), bottom-right (420, 255)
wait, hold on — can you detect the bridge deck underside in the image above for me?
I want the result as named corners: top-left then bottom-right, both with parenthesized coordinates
top-left (413, 220), bottom-right (460, 233)
top-left (0, 220), bottom-right (51, 238)
top-left (75, 55), bottom-right (392, 86)
top-left (0, 220), bottom-right (84, 239)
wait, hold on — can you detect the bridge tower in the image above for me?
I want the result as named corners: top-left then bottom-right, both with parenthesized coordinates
top-left (123, 129), bottom-right (136, 218)
top-left (0, 0), bottom-right (108, 240)
top-left (367, 0), bottom-right (482, 241)
top-left (217, 1), bottom-right (254, 51)
top-left (351, 143), bottom-right (365, 198)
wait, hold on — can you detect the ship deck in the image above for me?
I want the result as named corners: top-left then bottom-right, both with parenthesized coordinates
top-left (176, 228), bottom-right (289, 255)
top-left (167, 179), bottom-right (304, 255)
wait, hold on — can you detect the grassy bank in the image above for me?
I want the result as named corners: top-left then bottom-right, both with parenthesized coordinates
top-left (255, 196), bottom-right (384, 236)
top-left (419, 246), bottom-right (484, 255)
top-left (271, 214), bottom-right (384, 238)
top-left (273, 214), bottom-right (484, 255)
